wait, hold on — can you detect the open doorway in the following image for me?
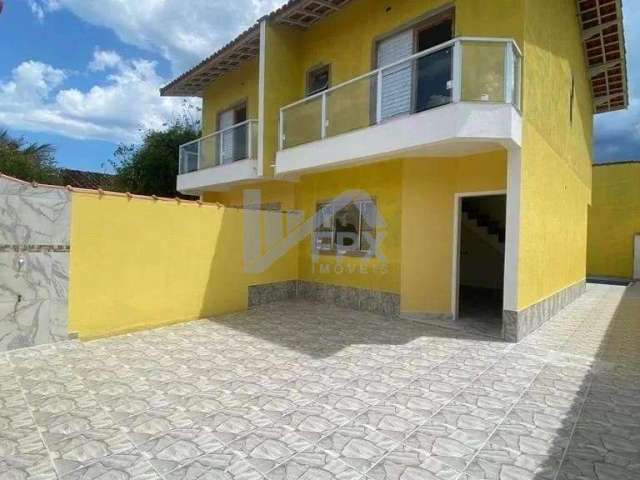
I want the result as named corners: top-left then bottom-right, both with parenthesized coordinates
top-left (455, 194), bottom-right (507, 337)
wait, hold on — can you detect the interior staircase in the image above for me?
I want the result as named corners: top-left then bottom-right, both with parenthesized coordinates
top-left (461, 203), bottom-right (505, 254)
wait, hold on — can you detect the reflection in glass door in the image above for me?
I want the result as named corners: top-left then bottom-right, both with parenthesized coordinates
top-left (375, 12), bottom-right (454, 123)
top-left (218, 104), bottom-right (247, 166)
top-left (414, 18), bottom-right (453, 113)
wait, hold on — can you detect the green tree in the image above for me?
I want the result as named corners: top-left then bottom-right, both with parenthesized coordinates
top-left (110, 116), bottom-right (200, 197)
top-left (0, 130), bottom-right (61, 184)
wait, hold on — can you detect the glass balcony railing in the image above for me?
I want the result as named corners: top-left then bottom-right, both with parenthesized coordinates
top-left (179, 119), bottom-right (259, 175)
top-left (279, 37), bottom-right (522, 150)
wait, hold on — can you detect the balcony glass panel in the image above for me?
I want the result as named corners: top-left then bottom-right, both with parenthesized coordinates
top-left (178, 120), bottom-right (257, 175)
top-left (512, 45), bottom-right (522, 110)
top-left (200, 134), bottom-right (220, 169)
top-left (250, 120), bottom-right (259, 161)
top-left (282, 96), bottom-right (322, 148)
top-left (179, 143), bottom-right (199, 174)
top-left (279, 38), bottom-right (521, 151)
top-left (461, 42), bottom-right (506, 102)
top-left (326, 74), bottom-right (376, 137)
top-left (414, 46), bottom-right (453, 113)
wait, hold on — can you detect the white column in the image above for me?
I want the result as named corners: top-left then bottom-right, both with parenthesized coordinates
top-left (503, 147), bottom-right (522, 312)
top-left (257, 19), bottom-right (267, 176)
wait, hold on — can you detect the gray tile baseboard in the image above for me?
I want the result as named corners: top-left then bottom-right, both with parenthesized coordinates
top-left (503, 280), bottom-right (586, 342)
top-left (248, 280), bottom-right (298, 307)
top-left (248, 280), bottom-right (400, 316)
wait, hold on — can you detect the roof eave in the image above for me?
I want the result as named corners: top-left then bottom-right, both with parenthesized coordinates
top-left (577, 0), bottom-right (629, 115)
top-left (160, 0), bottom-right (353, 98)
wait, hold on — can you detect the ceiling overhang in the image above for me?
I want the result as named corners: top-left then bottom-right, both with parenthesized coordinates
top-left (577, 0), bottom-right (629, 114)
top-left (161, 0), bottom-right (353, 97)
top-left (272, 0), bottom-right (352, 28)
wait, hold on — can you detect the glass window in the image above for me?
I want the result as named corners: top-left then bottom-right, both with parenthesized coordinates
top-left (307, 65), bottom-right (330, 96)
top-left (313, 199), bottom-right (377, 255)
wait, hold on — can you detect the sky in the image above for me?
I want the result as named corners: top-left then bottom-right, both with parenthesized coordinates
top-left (0, 0), bottom-right (637, 172)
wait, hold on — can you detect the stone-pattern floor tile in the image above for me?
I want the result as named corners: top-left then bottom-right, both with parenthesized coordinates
top-left (266, 448), bottom-right (362, 480)
top-left (199, 408), bottom-right (273, 445)
top-left (0, 285), bottom-right (639, 480)
top-left (380, 386), bottom-right (443, 421)
top-left (315, 390), bottom-right (375, 419)
top-left (164, 452), bottom-right (264, 480)
top-left (281, 405), bottom-right (350, 442)
top-left (465, 446), bottom-right (560, 480)
top-left (59, 449), bottom-right (160, 479)
top-left (404, 421), bottom-right (487, 472)
top-left (0, 451), bottom-right (58, 480)
top-left (229, 426), bottom-right (311, 473)
top-left (39, 408), bottom-right (116, 444)
top-left (118, 407), bottom-right (194, 446)
top-left (48, 427), bottom-right (135, 476)
top-left (138, 427), bottom-right (225, 474)
top-left (244, 391), bottom-right (310, 422)
top-left (316, 425), bottom-right (398, 474)
top-left (350, 405), bottom-right (423, 442)
top-left (366, 445), bottom-right (461, 480)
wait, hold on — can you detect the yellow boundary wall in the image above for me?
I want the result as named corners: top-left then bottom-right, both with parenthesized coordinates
top-left (68, 191), bottom-right (298, 340)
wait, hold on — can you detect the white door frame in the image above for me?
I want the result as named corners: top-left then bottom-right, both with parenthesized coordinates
top-left (451, 190), bottom-right (507, 320)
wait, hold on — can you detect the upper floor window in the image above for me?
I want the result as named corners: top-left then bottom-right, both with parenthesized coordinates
top-left (307, 65), bottom-right (331, 96)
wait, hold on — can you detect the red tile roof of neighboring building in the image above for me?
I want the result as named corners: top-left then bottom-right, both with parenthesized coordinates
top-left (59, 169), bottom-right (116, 190)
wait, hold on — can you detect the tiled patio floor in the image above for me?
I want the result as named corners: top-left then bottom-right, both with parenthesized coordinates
top-left (1, 283), bottom-right (639, 479)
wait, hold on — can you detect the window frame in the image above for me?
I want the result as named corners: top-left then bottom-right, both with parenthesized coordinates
top-left (306, 64), bottom-right (331, 97)
top-left (313, 198), bottom-right (377, 257)
top-left (216, 99), bottom-right (248, 131)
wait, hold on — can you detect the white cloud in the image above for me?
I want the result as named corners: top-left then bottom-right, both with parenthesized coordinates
top-left (88, 49), bottom-right (122, 72)
top-left (27, 0), bottom-right (46, 21)
top-left (28, 0), bottom-right (288, 73)
top-left (0, 57), bottom-right (197, 144)
top-left (0, 61), bottom-right (66, 104)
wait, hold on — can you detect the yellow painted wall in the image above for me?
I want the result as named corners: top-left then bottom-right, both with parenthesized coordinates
top-left (192, 0), bottom-right (595, 313)
top-left (205, 152), bottom-right (506, 307)
top-left (261, 0), bottom-right (525, 169)
top-left (201, 58), bottom-right (259, 136)
top-left (292, 0), bottom-right (523, 90)
top-left (517, 0), bottom-right (593, 310)
top-left (401, 151), bottom-right (507, 313)
top-left (587, 163), bottom-right (640, 279)
top-left (295, 161), bottom-right (403, 293)
top-left (262, 24), bottom-right (303, 177)
top-left (203, 181), bottom-right (297, 210)
top-left (68, 193), bottom-right (297, 339)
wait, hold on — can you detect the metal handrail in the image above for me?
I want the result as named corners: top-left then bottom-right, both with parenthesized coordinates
top-left (179, 119), bottom-right (258, 174)
top-left (280, 37), bottom-right (520, 112)
top-left (279, 37), bottom-right (522, 151)
top-left (180, 119), bottom-right (258, 148)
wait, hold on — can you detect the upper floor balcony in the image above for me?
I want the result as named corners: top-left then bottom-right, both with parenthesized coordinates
top-left (177, 120), bottom-right (259, 194)
top-left (276, 37), bottom-right (523, 176)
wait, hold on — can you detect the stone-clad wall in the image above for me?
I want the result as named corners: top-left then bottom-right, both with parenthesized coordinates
top-left (249, 280), bottom-right (401, 316)
top-left (0, 177), bottom-right (71, 351)
top-left (503, 280), bottom-right (586, 342)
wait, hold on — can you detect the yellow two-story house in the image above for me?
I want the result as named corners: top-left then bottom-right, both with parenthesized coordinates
top-left (161, 0), bottom-right (628, 342)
